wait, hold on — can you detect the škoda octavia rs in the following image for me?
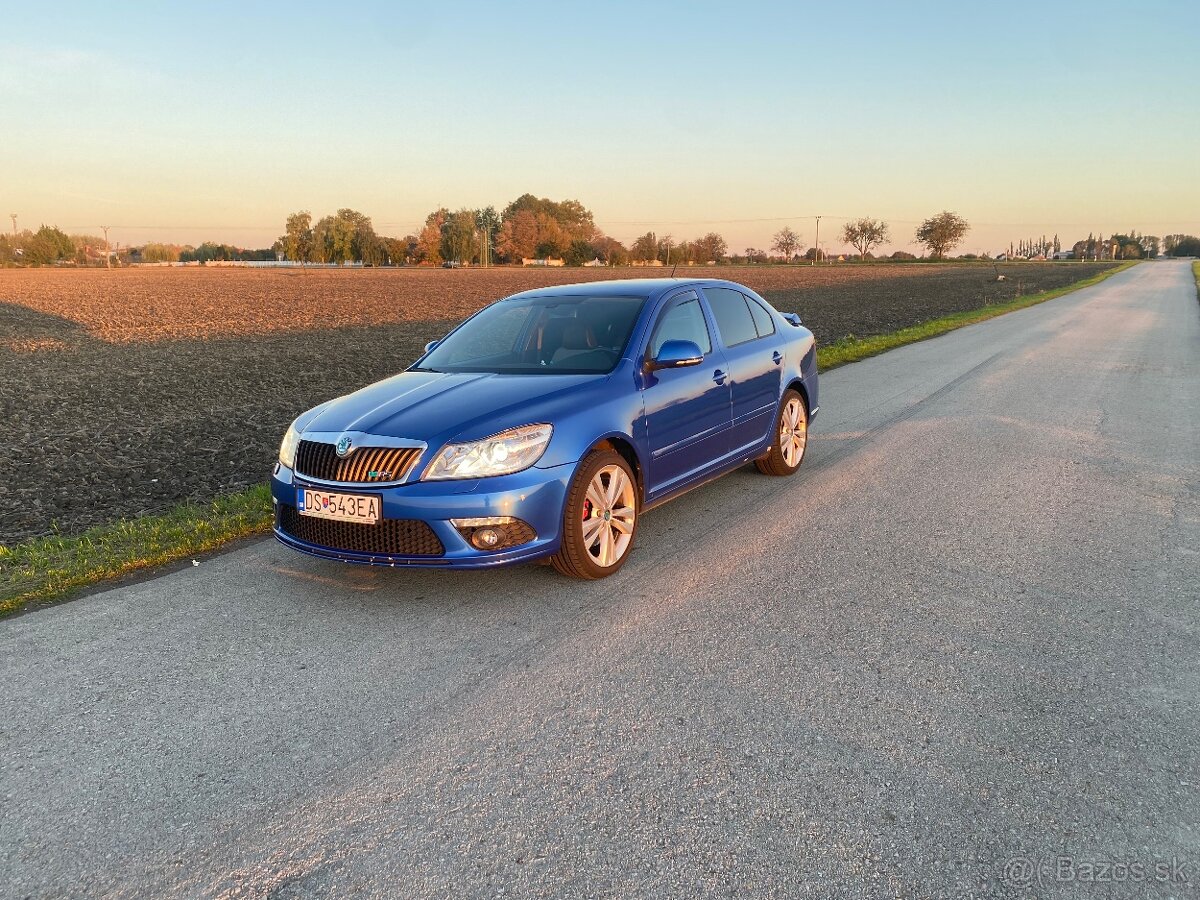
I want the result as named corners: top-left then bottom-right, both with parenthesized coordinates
top-left (273, 279), bottom-right (818, 579)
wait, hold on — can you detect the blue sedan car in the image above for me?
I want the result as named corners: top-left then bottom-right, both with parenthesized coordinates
top-left (272, 278), bottom-right (818, 579)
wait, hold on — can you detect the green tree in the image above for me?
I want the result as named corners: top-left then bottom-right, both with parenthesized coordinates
top-left (475, 206), bottom-right (501, 264)
top-left (335, 208), bottom-right (380, 263)
top-left (1168, 236), bottom-right (1200, 256)
top-left (279, 211), bottom-right (314, 265)
top-left (914, 211), bottom-right (970, 259)
top-left (440, 208), bottom-right (478, 264)
top-left (25, 225), bottom-right (74, 264)
top-left (383, 237), bottom-right (409, 266)
top-left (141, 243), bottom-right (181, 263)
top-left (840, 218), bottom-right (889, 260)
top-left (314, 214), bottom-right (357, 264)
top-left (564, 239), bottom-right (596, 266)
top-left (630, 232), bottom-right (657, 262)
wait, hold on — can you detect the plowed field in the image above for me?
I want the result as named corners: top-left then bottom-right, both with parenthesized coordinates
top-left (0, 262), bottom-right (1115, 542)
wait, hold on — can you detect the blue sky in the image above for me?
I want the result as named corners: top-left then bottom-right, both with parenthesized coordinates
top-left (2, 0), bottom-right (1197, 253)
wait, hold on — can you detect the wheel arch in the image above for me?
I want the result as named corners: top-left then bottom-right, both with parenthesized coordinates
top-left (785, 378), bottom-right (811, 416)
top-left (589, 435), bottom-right (645, 503)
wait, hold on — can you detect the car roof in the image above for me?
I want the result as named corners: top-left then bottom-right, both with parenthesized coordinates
top-left (503, 277), bottom-right (742, 302)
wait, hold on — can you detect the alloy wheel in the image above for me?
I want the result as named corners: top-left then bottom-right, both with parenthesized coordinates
top-left (780, 396), bottom-right (807, 467)
top-left (581, 464), bottom-right (636, 567)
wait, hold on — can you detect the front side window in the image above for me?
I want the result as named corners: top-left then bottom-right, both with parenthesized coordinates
top-left (418, 295), bottom-right (645, 375)
top-left (704, 287), bottom-right (758, 347)
top-left (650, 297), bottom-right (712, 357)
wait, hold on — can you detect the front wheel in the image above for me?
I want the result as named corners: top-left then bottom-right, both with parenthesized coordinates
top-left (754, 389), bottom-right (808, 476)
top-left (550, 449), bottom-right (638, 579)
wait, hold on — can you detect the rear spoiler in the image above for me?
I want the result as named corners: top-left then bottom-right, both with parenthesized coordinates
top-left (782, 312), bottom-right (803, 327)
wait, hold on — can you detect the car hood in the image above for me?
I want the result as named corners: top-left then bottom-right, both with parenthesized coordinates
top-left (301, 369), bottom-right (606, 447)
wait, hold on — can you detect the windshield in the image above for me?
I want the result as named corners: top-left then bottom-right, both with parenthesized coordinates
top-left (417, 295), bottom-right (646, 375)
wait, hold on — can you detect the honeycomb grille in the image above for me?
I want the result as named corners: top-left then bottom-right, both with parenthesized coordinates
top-left (295, 440), bottom-right (422, 484)
top-left (277, 504), bottom-right (445, 557)
top-left (455, 519), bottom-right (538, 550)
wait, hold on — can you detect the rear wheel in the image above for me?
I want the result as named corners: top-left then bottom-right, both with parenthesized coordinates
top-left (754, 389), bottom-right (808, 476)
top-left (551, 449), bottom-right (638, 579)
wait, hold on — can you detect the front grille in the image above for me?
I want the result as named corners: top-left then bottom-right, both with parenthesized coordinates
top-left (277, 504), bottom-right (445, 556)
top-left (295, 440), bottom-right (421, 484)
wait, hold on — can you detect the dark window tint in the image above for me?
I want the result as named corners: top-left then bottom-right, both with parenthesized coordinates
top-left (704, 287), bottom-right (758, 346)
top-left (420, 295), bottom-right (644, 374)
top-left (746, 295), bottom-right (776, 337)
top-left (651, 298), bottom-right (711, 356)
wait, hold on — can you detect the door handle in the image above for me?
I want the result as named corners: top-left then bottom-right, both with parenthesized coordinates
top-left (772, 351), bottom-right (783, 365)
top-left (712, 369), bottom-right (727, 385)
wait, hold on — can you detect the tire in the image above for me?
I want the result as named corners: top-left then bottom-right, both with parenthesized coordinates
top-left (550, 449), bottom-right (639, 579)
top-left (754, 389), bottom-right (808, 476)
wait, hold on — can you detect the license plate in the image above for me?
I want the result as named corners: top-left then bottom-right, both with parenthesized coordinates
top-left (297, 488), bottom-right (380, 524)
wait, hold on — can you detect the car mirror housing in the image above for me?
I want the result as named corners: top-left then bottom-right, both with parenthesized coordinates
top-left (649, 339), bottom-right (704, 370)
top-left (423, 339), bottom-right (440, 354)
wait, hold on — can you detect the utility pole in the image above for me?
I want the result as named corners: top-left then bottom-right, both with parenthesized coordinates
top-left (812, 216), bottom-right (821, 266)
top-left (101, 225), bottom-right (111, 269)
top-left (9, 213), bottom-right (16, 236)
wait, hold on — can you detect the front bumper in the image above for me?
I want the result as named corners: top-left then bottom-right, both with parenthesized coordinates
top-left (270, 461), bottom-right (573, 568)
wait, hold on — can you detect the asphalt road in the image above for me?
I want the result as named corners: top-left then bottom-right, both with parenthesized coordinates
top-left (3, 260), bottom-right (1198, 899)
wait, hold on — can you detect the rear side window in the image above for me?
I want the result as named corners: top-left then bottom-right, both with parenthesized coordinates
top-left (651, 297), bottom-right (712, 356)
top-left (745, 295), bottom-right (776, 337)
top-left (704, 287), bottom-right (758, 347)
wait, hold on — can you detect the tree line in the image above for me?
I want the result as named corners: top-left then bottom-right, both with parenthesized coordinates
top-left (0, 227), bottom-right (275, 266)
top-left (8, 201), bottom-right (1194, 269)
top-left (275, 201), bottom-right (978, 267)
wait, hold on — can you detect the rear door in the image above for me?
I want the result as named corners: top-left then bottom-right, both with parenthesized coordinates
top-left (700, 286), bottom-right (784, 454)
top-left (640, 290), bottom-right (733, 497)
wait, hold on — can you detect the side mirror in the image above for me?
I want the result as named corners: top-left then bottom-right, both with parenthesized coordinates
top-left (782, 312), bottom-right (803, 327)
top-left (423, 339), bottom-right (440, 354)
top-left (648, 339), bottom-right (704, 371)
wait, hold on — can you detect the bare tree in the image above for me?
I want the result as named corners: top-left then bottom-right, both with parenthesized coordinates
top-left (914, 211), bottom-right (970, 259)
top-left (841, 218), bottom-right (889, 261)
top-left (771, 226), bottom-right (800, 263)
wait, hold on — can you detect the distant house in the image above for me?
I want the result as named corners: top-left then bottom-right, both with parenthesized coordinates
top-left (582, 258), bottom-right (605, 267)
top-left (1051, 250), bottom-right (1074, 260)
top-left (630, 259), bottom-right (664, 267)
top-left (521, 257), bottom-right (565, 267)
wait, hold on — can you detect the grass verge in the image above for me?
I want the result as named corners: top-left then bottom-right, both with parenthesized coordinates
top-left (816, 261), bottom-right (1136, 370)
top-left (1193, 261), bottom-right (1199, 299)
top-left (1, 261), bottom-right (1136, 617)
top-left (0, 485), bottom-right (273, 617)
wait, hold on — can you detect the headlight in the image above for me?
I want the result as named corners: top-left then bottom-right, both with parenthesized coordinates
top-left (278, 422), bottom-right (301, 469)
top-left (423, 424), bottom-right (553, 481)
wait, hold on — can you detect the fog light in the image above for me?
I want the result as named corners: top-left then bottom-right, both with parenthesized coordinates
top-left (471, 527), bottom-right (502, 550)
top-left (450, 515), bottom-right (537, 552)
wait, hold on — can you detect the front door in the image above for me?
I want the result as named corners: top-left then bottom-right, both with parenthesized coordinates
top-left (641, 291), bottom-right (733, 497)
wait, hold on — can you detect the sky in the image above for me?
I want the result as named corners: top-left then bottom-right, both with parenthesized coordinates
top-left (2, 0), bottom-right (1198, 256)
